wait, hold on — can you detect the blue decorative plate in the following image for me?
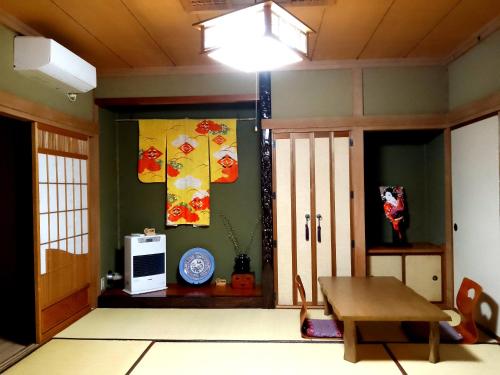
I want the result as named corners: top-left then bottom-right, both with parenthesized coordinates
top-left (179, 247), bottom-right (215, 285)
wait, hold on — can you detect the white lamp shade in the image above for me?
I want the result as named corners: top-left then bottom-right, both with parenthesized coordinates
top-left (195, 1), bottom-right (313, 72)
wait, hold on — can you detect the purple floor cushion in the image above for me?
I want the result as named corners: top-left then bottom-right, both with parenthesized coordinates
top-left (303, 318), bottom-right (343, 338)
top-left (402, 321), bottom-right (463, 343)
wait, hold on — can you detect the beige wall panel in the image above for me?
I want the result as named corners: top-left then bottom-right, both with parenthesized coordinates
top-left (333, 137), bottom-right (351, 276)
top-left (275, 139), bottom-right (293, 306)
top-left (368, 256), bottom-right (402, 281)
top-left (295, 138), bottom-right (313, 302)
top-left (360, 0), bottom-right (458, 59)
top-left (452, 116), bottom-right (500, 335)
top-left (405, 255), bottom-right (442, 302)
top-left (409, 0), bottom-right (500, 58)
top-left (313, 0), bottom-right (393, 59)
top-left (314, 137), bottom-right (332, 303)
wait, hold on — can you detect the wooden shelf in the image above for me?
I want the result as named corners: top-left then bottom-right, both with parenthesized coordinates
top-left (367, 243), bottom-right (444, 255)
top-left (98, 283), bottom-right (264, 308)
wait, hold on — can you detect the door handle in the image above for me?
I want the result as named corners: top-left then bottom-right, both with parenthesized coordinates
top-left (305, 214), bottom-right (310, 241)
top-left (316, 214), bottom-right (322, 243)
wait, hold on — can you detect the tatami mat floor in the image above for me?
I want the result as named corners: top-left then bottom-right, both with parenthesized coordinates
top-left (4, 308), bottom-right (500, 374)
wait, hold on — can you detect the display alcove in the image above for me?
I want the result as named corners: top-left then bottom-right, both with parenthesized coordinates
top-left (364, 130), bottom-right (447, 303)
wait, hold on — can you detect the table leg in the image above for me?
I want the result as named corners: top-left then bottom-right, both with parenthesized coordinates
top-left (343, 320), bottom-right (357, 363)
top-left (322, 291), bottom-right (332, 316)
top-left (429, 321), bottom-right (440, 363)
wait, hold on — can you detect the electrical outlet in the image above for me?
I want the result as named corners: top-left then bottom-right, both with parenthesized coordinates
top-left (100, 277), bottom-right (106, 292)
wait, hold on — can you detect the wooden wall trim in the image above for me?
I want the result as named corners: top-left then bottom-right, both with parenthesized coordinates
top-left (0, 9), bottom-right (41, 36)
top-left (88, 135), bottom-right (101, 308)
top-left (0, 90), bottom-right (98, 135)
top-left (263, 114), bottom-right (447, 131)
top-left (447, 92), bottom-right (500, 128)
top-left (95, 94), bottom-right (257, 107)
top-left (443, 128), bottom-right (454, 308)
top-left (350, 128), bottom-right (366, 276)
top-left (444, 14), bottom-right (500, 65)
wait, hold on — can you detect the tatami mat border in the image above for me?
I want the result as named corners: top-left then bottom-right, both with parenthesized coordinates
top-left (125, 341), bottom-right (155, 375)
top-left (52, 337), bottom-right (344, 344)
top-left (383, 343), bottom-right (408, 375)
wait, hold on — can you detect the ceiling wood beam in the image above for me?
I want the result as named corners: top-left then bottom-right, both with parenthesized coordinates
top-left (0, 8), bottom-right (41, 36)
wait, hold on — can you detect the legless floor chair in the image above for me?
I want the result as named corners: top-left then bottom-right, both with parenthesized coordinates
top-left (295, 275), bottom-right (343, 339)
top-left (403, 277), bottom-right (483, 343)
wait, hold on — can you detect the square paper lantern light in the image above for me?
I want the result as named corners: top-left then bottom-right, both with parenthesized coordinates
top-left (194, 1), bottom-right (314, 72)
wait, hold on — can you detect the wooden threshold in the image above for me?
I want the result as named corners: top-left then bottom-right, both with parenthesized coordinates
top-left (98, 283), bottom-right (264, 308)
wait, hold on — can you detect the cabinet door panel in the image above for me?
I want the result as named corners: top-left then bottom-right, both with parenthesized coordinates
top-left (295, 137), bottom-right (313, 302)
top-left (405, 255), bottom-right (441, 301)
top-left (275, 138), bottom-right (293, 305)
top-left (334, 137), bottom-right (351, 276)
top-left (314, 136), bottom-right (333, 303)
top-left (368, 256), bottom-right (402, 281)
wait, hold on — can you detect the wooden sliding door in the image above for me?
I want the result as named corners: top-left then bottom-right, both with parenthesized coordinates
top-left (34, 123), bottom-right (91, 342)
top-left (273, 131), bottom-right (351, 306)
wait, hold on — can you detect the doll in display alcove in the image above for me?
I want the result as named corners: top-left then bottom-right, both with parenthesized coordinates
top-left (379, 186), bottom-right (407, 243)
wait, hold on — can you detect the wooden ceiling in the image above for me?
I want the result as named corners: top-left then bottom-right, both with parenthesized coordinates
top-left (0, 0), bottom-right (499, 75)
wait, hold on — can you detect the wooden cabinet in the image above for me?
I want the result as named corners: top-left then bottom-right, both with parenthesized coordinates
top-left (273, 132), bottom-right (351, 306)
top-left (406, 255), bottom-right (442, 301)
top-left (368, 244), bottom-right (443, 302)
top-left (368, 255), bottom-right (402, 281)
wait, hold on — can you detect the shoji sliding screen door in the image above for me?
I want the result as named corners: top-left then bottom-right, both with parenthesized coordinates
top-left (35, 123), bottom-right (91, 342)
top-left (273, 131), bottom-right (352, 306)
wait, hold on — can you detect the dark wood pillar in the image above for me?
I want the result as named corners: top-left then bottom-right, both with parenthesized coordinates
top-left (258, 72), bottom-right (274, 308)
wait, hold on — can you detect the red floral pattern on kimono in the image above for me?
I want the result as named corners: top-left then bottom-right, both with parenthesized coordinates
top-left (195, 120), bottom-right (222, 135)
top-left (189, 196), bottom-right (209, 211)
top-left (215, 155), bottom-right (239, 183)
top-left (138, 146), bottom-right (163, 173)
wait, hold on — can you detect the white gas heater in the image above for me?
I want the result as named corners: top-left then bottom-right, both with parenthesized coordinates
top-left (124, 234), bottom-right (166, 295)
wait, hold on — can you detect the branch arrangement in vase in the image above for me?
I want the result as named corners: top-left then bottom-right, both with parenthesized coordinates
top-left (219, 213), bottom-right (261, 256)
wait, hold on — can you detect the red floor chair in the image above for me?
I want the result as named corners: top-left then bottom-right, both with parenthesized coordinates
top-left (403, 277), bottom-right (483, 343)
top-left (295, 274), bottom-right (343, 339)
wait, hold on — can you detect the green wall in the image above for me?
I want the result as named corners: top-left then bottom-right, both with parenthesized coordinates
top-left (109, 104), bottom-right (262, 283)
top-left (364, 131), bottom-right (445, 245)
top-left (363, 66), bottom-right (448, 115)
top-left (271, 69), bottom-right (352, 118)
top-left (99, 108), bottom-right (118, 276)
top-left (0, 25), bottom-right (94, 121)
top-left (448, 30), bottom-right (500, 110)
top-left (95, 72), bottom-right (257, 98)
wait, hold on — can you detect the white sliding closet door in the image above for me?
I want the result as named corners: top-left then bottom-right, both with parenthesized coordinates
top-left (294, 136), bottom-right (313, 303)
top-left (274, 132), bottom-right (351, 306)
top-left (452, 115), bottom-right (500, 335)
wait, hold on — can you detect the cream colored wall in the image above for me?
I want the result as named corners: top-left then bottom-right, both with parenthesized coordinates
top-left (0, 25), bottom-right (94, 121)
top-left (363, 66), bottom-right (448, 115)
top-left (271, 69), bottom-right (352, 118)
top-left (448, 30), bottom-right (500, 110)
top-left (95, 72), bottom-right (257, 98)
top-left (452, 116), bottom-right (500, 336)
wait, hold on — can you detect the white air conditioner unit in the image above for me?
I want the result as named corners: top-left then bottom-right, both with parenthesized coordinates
top-left (124, 234), bottom-right (167, 295)
top-left (14, 36), bottom-right (96, 93)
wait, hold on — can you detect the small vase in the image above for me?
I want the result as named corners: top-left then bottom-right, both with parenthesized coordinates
top-left (233, 254), bottom-right (251, 274)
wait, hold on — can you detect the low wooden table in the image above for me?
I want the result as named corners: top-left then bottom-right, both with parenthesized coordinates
top-left (318, 276), bottom-right (450, 363)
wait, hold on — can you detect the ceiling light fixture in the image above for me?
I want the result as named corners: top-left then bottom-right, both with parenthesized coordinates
top-left (194, 1), bottom-right (314, 72)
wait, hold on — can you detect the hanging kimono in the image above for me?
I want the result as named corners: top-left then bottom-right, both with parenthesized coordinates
top-left (138, 119), bottom-right (238, 226)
